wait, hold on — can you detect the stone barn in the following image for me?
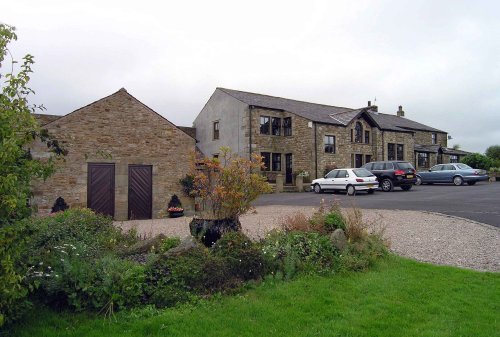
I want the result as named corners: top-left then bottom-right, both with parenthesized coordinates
top-left (32, 88), bottom-right (195, 220)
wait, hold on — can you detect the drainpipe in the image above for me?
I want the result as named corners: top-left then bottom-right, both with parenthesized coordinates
top-left (249, 105), bottom-right (253, 160)
top-left (382, 131), bottom-right (385, 160)
top-left (314, 122), bottom-right (318, 179)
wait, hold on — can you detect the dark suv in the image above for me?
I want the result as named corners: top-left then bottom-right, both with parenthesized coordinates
top-left (362, 161), bottom-right (417, 192)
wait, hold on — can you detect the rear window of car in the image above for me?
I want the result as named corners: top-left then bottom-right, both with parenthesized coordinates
top-left (456, 163), bottom-right (472, 170)
top-left (395, 162), bottom-right (414, 170)
top-left (353, 169), bottom-right (375, 177)
top-left (337, 170), bottom-right (348, 178)
top-left (383, 162), bottom-right (394, 170)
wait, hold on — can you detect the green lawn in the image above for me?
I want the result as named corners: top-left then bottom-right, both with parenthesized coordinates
top-left (8, 255), bottom-right (500, 337)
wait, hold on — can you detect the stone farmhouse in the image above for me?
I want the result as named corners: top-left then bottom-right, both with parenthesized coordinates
top-left (193, 88), bottom-right (468, 185)
top-left (32, 88), bottom-right (195, 220)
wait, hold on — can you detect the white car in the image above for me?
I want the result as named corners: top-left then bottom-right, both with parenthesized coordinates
top-left (310, 168), bottom-right (378, 195)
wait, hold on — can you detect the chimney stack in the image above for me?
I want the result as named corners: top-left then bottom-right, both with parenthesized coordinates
top-left (397, 105), bottom-right (405, 117)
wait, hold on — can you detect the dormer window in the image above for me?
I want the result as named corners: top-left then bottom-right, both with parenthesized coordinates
top-left (354, 122), bottom-right (363, 143)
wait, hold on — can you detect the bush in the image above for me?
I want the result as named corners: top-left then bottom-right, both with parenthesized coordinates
top-left (0, 224), bottom-right (30, 326)
top-left (324, 212), bottom-right (346, 231)
top-left (31, 251), bottom-right (146, 312)
top-left (23, 208), bottom-right (137, 264)
top-left (145, 244), bottom-right (209, 307)
top-left (212, 232), bottom-right (265, 281)
top-left (158, 237), bottom-right (181, 253)
top-left (462, 153), bottom-right (493, 170)
top-left (261, 230), bottom-right (337, 278)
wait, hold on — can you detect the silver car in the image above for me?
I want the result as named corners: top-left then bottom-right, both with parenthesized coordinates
top-left (416, 163), bottom-right (489, 186)
top-left (311, 168), bottom-right (378, 195)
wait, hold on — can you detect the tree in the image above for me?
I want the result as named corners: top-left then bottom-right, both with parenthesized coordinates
top-left (0, 23), bottom-right (63, 326)
top-left (461, 153), bottom-right (493, 170)
top-left (191, 147), bottom-right (271, 220)
top-left (485, 145), bottom-right (500, 161)
top-left (452, 144), bottom-right (461, 150)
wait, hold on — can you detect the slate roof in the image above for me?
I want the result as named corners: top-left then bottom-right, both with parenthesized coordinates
top-left (414, 144), bottom-right (441, 153)
top-left (218, 87), bottom-right (353, 126)
top-left (217, 88), bottom-right (446, 133)
top-left (33, 113), bottom-right (62, 126)
top-left (441, 147), bottom-right (471, 156)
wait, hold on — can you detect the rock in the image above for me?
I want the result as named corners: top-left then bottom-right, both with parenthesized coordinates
top-left (121, 234), bottom-right (166, 256)
top-left (166, 236), bottom-right (199, 255)
top-left (189, 217), bottom-right (242, 247)
top-left (330, 228), bottom-right (347, 251)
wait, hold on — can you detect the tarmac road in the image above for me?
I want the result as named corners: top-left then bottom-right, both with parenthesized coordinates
top-left (254, 181), bottom-right (500, 228)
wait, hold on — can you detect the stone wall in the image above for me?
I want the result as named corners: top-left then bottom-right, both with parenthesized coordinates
top-left (31, 89), bottom-right (195, 220)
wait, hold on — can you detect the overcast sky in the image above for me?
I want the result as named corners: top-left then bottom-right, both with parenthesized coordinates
top-left (3, 0), bottom-right (499, 153)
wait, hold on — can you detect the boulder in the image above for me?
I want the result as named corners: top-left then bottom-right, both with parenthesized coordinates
top-left (166, 236), bottom-right (199, 255)
top-left (330, 228), bottom-right (347, 251)
top-left (121, 234), bottom-right (166, 256)
top-left (189, 217), bottom-right (242, 247)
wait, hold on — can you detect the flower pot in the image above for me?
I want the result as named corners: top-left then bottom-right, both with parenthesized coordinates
top-left (189, 217), bottom-right (242, 247)
top-left (168, 210), bottom-right (184, 218)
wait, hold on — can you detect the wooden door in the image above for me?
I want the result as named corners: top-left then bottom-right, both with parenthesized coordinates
top-left (128, 165), bottom-right (152, 220)
top-left (87, 163), bottom-right (115, 217)
top-left (285, 153), bottom-right (293, 184)
top-left (355, 154), bottom-right (363, 168)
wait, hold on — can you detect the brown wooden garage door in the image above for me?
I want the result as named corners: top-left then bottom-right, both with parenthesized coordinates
top-left (128, 165), bottom-right (152, 220)
top-left (87, 163), bottom-right (115, 217)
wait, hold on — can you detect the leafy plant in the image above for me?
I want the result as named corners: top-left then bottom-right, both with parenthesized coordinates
top-left (462, 153), bottom-right (493, 170)
top-left (191, 147), bottom-right (271, 220)
top-left (485, 145), bottom-right (500, 160)
top-left (158, 237), bottom-right (181, 253)
top-left (0, 24), bottom-right (65, 327)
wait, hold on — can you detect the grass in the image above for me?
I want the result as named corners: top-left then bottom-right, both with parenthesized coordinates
top-left (6, 255), bottom-right (499, 337)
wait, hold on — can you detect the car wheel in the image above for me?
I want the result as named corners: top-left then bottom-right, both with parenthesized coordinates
top-left (314, 184), bottom-right (322, 193)
top-left (453, 176), bottom-right (463, 186)
top-left (347, 185), bottom-right (356, 196)
top-left (467, 181), bottom-right (476, 186)
top-left (415, 176), bottom-right (422, 186)
top-left (367, 189), bottom-right (375, 194)
top-left (381, 179), bottom-right (394, 192)
top-left (401, 185), bottom-right (412, 191)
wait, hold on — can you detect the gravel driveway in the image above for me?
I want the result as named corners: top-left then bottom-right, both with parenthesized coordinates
top-left (116, 206), bottom-right (500, 273)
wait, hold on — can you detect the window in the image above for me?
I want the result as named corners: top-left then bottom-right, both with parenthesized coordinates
top-left (417, 152), bottom-right (429, 168)
top-left (430, 164), bottom-right (442, 171)
top-left (365, 155), bottom-right (372, 164)
top-left (450, 155), bottom-right (458, 163)
top-left (272, 153), bottom-right (282, 171)
top-left (271, 117), bottom-right (281, 136)
top-left (283, 117), bottom-right (292, 136)
top-left (354, 122), bottom-right (363, 143)
top-left (213, 121), bottom-right (219, 140)
top-left (443, 164), bottom-right (455, 170)
top-left (261, 152), bottom-right (270, 171)
top-left (213, 154), bottom-right (219, 159)
top-left (383, 162), bottom-right (394, 170)
top-left (337, 170), bottom-right (348, 178)
top-left (364, 130), bottom-right (370, 144)
top-left (324, 135), bottom-right (336, 153)
top-left (350, 129), bottom-right (353, 142)
top-left (397, 144), bottom-right (404, 160)
top-left (388, 143), bottom-right (404, 160)
top-left (373, 162), bottom-right (384, 170)
top-left (432, 133), bottom-right (437, 144)
top-left (326, 170), bottom-right (338, 178)
top-left (388, 143), bottom-right (395, 160)
top-left (260, 116), bottom-right (270, 134)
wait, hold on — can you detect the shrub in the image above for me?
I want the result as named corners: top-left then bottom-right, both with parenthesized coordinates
top-left (145, 244), bottom-right (209, 307)
top-left (0, 224), bottom-right (30, 327)
top-left (31, 251), bottom-right (146, 312)
top-left (281, 212), bottom-right (315, 232)
top-left (158, 237), bottom-right (181, 253)
top-left (462, 153), bottom-right (493, 170)
top-left (324, 212), bottom-right (346, 231)
top-left (261, 230), bottom-right (337, 278)
top-left (23, 208), bottom-right (137, 264)
top-left (212, 232), bottom-right (265, 281)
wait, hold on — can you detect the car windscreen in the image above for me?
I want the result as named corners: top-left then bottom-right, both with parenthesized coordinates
top-left (456, 163), bottom-right (472, 170)
top-left (395, 162), bottom-right (414, 170)
top-left (352, 168), bottom-right (375, 177)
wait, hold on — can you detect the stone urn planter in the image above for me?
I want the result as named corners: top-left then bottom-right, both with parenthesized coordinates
top-left (189, 217), bottom-right (242, 247)
top-left (168, 207), bottom-right (184, 218)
